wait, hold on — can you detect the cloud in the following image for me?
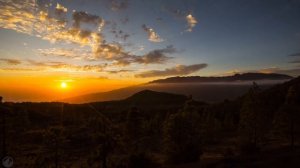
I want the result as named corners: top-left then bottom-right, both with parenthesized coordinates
top-left (37, 48), bottom-right (95, 60)
top-left (134, 45), bottom-right (175, 64)
top-left (111, 45), bottom-right (175, 66)
top-left (0, 58), bottom-right (21, 65)
top-left (111, 29), bottom-right (130, 41)
top-left (93, 43), bottom-right (175, 66)
top-left (0, 68), bottom-right (42, 72)
top-left (0, 1), bottom-right (175, 68)
top-left (224, 67), bottom-right (300, 77)
top-left (0, 0), bottom-right (104, 48)
top-left (107, 69), bottom-right (134, 74)
top-left (135, 63), bottom-right (208, 78)
top-left (26, 60), bottom-right (106, 72)
top-left (142, 24), bottom-right (164, 42)
top-left (55, 3), bottom-right (68, 15)
top-left (186, 14), bottom-right (197, 32)
top-left (288, 52), bottom-right (300, 57)
top-left (289, 60), bottom-right (300, 63)
top-left (72, 11), bottom-right (105, 30)
top-left (288, 52), bottom-right (300, 64)
top-left (111, 0), bottom-right (129, 11)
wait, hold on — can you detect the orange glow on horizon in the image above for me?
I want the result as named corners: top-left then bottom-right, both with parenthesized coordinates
top-left (0, 75), bottom-right (145, 102)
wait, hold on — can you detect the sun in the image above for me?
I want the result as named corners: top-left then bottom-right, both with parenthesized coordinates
top-left (60, 82), bottom-right (67, 89)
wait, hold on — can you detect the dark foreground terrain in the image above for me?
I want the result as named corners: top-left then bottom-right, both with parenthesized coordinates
top-left (1, 76), bottom-right (300, 167)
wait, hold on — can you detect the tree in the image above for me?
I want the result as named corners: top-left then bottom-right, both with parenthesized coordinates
top-left (239, 82), bottom-right (268, 152)
top-left (41, 126), bottom-right (67, 168)
top-left (0, 96), bottom-right (6, 158)
top-left (126, 107), bottom-right (144, 150)
top-left (163, 99), bottom-right (202, 164)
top-left (273, 86), bottom-right (299, 149)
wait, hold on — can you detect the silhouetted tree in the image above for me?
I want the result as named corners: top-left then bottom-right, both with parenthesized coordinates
top-left (126, 107), bottom-right (144, 149)
top-left (163, 99), bottom-right (202, 164)
top-left (0, 96), bottom-right (6, 158)
top-left (239, 82), bottom-right (268, 152)
top-left (273, 86), bottom-right (299, 149)
top-left (42, 126), bottom-right (67, 168)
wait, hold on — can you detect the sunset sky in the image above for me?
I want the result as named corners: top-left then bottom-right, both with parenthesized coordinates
top-left (1, 0), bottom-right (300, 101)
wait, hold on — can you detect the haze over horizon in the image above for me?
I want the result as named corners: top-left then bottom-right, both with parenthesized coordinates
top-left (1, 0), bottom-right (300, 101)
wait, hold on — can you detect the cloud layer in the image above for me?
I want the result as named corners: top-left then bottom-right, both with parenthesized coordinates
top-left (0, 58), bottom-right (21, 65)
top-left (135, 63), bottom-right (208, 78)
top-left (0, 0), bottom-right (203, 79)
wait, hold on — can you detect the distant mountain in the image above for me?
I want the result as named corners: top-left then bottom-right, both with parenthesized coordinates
top-left (124, 90), bottom-right (188, 104)
top-left (63, 73), bottom-right (293, 104)
top-left (150, 73), bottom-right (292, 83)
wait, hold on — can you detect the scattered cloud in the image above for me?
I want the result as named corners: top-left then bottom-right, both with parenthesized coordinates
top-left (186, 14), bottom-right (197, 32)
top-left (111, 0), bottom-right (129, 11)
top-left (111, 29), bottom-right (130, 41)
top-left (0, 1), bottom-right (59, 35)
top-left (93, 44), bottom-right (175, 66)
top-left (134, 45), bottom-right (175, 64)
top-left (142, 24), bottom-right (164, 42)
top-left (72, 11), bottom-right (105, 30)
top-left (37, 45), bottom-right (175, 67)
top-left (135, 63), bottom-right (208, 78)
top-left (0, 58), bottom-right (22, 65)
top-left (0, 0), bottom-right (104, 53)
top-left (0, 0), bottom-right (180, 72)
top-left (120, 17), bottom-right (129, 24)
top-left (55, 3), bottom-right (68, 16)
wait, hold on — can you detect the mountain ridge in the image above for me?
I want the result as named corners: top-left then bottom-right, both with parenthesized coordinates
top-left (63, 73), bottom-right (293, 103)
top-left (149, 73), bottom-right (292, 84)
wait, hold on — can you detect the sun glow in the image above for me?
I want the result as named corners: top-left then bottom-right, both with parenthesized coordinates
top-left (60, 82), bottom-right (67, 88)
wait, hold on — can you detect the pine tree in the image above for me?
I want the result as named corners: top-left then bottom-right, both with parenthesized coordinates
top-left (273, 86), bottom-right (299, 149)
top-left (239, 82), bottom-right (268, 152)
top-left (126, 107), bottom-right (144, 150)
top-left (163, 99), bottom-right (202, 164)
top-left (41, 126), bottom-right (67, 168)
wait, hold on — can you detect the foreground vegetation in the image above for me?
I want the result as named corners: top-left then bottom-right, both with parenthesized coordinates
top-left (0, 77), bottom-right (300, 167)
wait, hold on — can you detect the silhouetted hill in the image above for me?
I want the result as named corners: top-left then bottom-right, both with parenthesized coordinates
top-left (150, 73), bottom-right (292, 83)
top-left (89, 90), bottom-right (191, 113)
top-left (124, 90), bottom-right (188, 104)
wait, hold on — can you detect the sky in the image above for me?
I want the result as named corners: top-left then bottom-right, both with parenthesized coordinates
top-left (0, 0), bottom-right (300, 101)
